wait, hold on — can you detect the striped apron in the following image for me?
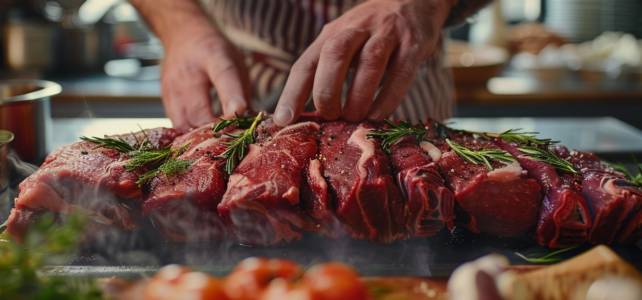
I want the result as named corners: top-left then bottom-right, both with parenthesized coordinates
top-left (199, 0), bottom-right (454, 122)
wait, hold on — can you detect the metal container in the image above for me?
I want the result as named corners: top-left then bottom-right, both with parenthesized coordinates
top-left (0, 130), bottom-right (13, 223)
top-left (0, 80), bottom-right (61, 162)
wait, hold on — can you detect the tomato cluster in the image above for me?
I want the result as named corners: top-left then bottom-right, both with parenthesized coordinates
top-left (143, 258), bottom-right (372, 300)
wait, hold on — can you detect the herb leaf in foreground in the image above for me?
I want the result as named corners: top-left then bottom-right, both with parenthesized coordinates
top-left (216, 111), bottom-right (264, 174)
top-left (80, 136), bottom-right (134, 153)
top-left (515, 246), bottom-right (578, 264)
top-left (446, 139), bottom-right (517, 171)
top-left (610, 154), bottom-right (642, 188)
top-left (517, 146), bottom-right (579, 174)
top-left (0, 214), bottom-right (102, 300)
top-left (366, 119), bottom-right (427, 151)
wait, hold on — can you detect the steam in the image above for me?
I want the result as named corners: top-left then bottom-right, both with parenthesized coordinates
top-left (1, 151), bottom-right (39, 223)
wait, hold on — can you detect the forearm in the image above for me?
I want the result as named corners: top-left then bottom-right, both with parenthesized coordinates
top-left (443, 0), bottom-right (493, 26)
top-left (128, 0), bottom-right (220, 45)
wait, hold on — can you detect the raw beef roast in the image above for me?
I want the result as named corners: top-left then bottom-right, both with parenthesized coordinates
top-left (317, 121), bottom-right (405, 243)
top-left (494, 140), bottom-right (591, 248)
top-left (217, 119), bottom-right (323, 246)
top-left (6, 128), bottom-right (181, 243)
top-left (427, 129), bottom-right (543, 237)
top-left (552, 146), bottom-right (642, 244)
top-left (387, 136), bottom-right (455, 237)
top-left (142, 121), bottom-right (233, 242)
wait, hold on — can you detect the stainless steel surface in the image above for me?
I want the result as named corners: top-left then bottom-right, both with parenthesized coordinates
top-left (0, 80), bottom-right (61, 162)
top-left (0, 130), bottom-right (13, 222)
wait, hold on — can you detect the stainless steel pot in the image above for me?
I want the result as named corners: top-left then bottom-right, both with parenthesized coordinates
top-left (0, 80), bottom-right (61, 162)
top-left (0, 130), bottom-right (13, 222)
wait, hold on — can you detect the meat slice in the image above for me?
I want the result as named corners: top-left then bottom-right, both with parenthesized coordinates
top-left (387, 136), bottom-right (455, 237)
top-left (300, 159), bottom-right (342, 237)
top-left (551, 146), bottom-right (642, 244)
top-left (6, 128), bottom-right (181, 243)
top-left (494, 139), bottom-right (591, 248)
top-left (318, 121), bottom-right (405, 243)
top-left (142, 121), bottom-right (234, 242)
top-left (427, 130), bottom-right (542, 237)
top-left (218, 119), bottom-right (322, 246)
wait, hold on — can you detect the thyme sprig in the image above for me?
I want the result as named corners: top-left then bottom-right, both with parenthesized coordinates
top-left (611, 154), bottom-right (642, 187)
top-left (213, 113), bottom-right (258, 132)
top-left (136, 157), bottom-right (193, 185)
top-left (446, 139), bottom-right (517, 171)
top-left (517, 146), bottom-right (579, 173)
top-left (515, 246), bottom-right (578, 264)
top-left (465, 128), bottom-right (557, 146)
top-left (366, 119), bottom-right (427, 151)
top-left (215, 111), bottom-right (264, 174)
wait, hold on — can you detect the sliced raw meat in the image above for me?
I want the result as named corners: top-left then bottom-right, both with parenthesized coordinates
top-left (218, 119), bottom-right (323, 246)
top-left (427, 130), bottom-right (542, 237)
top-left (387, 136), bottom-right (455, 236)
top-left (318, 121), bottom-right (405, 243)
top-left (552, 146), bottom-right (642, 244)
top-left (6, 128), bottom-right (181, 243)
top-left (494, 140), bottom-right (591, 248)
top-left (142, 121), bottom-right (234, 242)
top-left (300, 159), bottom-right (342, 237)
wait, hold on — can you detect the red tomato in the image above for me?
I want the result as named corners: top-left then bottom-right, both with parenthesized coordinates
top-left (144, 265), bottom-right (193, 300)
top-left (144, 265), bottom-right (228, 300)
top-left (225, 257), bottom-right (303, 300)
top-left (300, 263), bottom-right (371, 300)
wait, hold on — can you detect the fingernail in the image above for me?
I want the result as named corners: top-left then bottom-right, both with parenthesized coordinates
top-left (274, 106), bottom-right (293, 126)
top-left (367, 107), bottom-right (382, 121)
top-left (225, 97), bottom-right (245, 117)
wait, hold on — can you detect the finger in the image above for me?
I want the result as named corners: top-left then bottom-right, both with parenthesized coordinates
top-left (162, 77), bottom-right (215, 131)
top-left (207, 54), bottom-right (251, 119)
top-left (312, 28), bottom-right (370, 120)
top-left (343, 35), bottom-right (398, 122)
top-left (367, 41), bottom-right (419, 122)
top-left (273, 34), bottom-right (327, 126)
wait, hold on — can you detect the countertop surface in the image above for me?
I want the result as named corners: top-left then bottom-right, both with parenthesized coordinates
top-left (51, 117), bottom-right (642, 155)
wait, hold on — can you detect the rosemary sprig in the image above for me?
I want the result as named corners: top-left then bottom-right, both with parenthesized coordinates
top-left (611, 154), bottom-right (642, 187)
top-left (446, 139), bottom-right (517, 170)
top-left (125, 143), bottom-right (189, 171)
top-left (464, 128), bottom-right (558, 146)
top-left (80, 136), bottom-right (135, 153)
top-left (216, 111), bottom-right (264, 174)
top-left (213, 114), bottom-right (258, 132)
top-left (515, 246), bottom-right (578, 264)
top-left (136, 157), bottom-right (193, 185)
top-left (366, 119), bottom-right (427, 151)
top-left (517, 146), bottom-right (579, 173)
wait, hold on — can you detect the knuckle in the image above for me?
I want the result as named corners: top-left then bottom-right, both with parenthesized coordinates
top-left (313, 89), bottom-right (337, 105)
top-left (391, 64), bottom-right (417, 82)
top-left (321, 37), bottom-right (353, 61)
top-left (361, 43), bottom-right (389, 69)
top-left (292, 58), bottom-right (317, 73)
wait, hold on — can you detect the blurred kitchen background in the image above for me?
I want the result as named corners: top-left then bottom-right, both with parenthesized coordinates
top-left (1, 0), bottom-right (641, 128)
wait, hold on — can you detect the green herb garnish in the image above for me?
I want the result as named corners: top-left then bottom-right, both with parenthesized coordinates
top-left (515, 246), bottom-right (578, 264)
top-left (215, 111), bottom-right (264, 174)
top-left (517, 146), bottom-right (579, 174)
top-left (611, 154), bottom-right (642, 187)
top-left (136, 156), bottom-right (193, 185)
top-left (446, 139), bottom-right (517, 171)
top-left (81, 129), bottom-right (192, 185)
top-left (366, 119), bottom-right (427, 151)
top-left (465, 128), bottom-right (557, 146)
top-left (0, 214), bottom-right (102, 300)
top-left (213, 114), bottom-right (258, 132)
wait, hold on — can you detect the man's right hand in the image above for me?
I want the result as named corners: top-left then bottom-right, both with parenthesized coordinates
top-left (161, 28), bottom-right (252, 130)
top-left (129, 0), bottom-right (251, 131)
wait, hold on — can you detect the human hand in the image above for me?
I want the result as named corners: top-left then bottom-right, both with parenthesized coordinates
top-left (161, 26), bottom-right (252, 130)
top-left (273, 0), bottom-right (451, 126)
